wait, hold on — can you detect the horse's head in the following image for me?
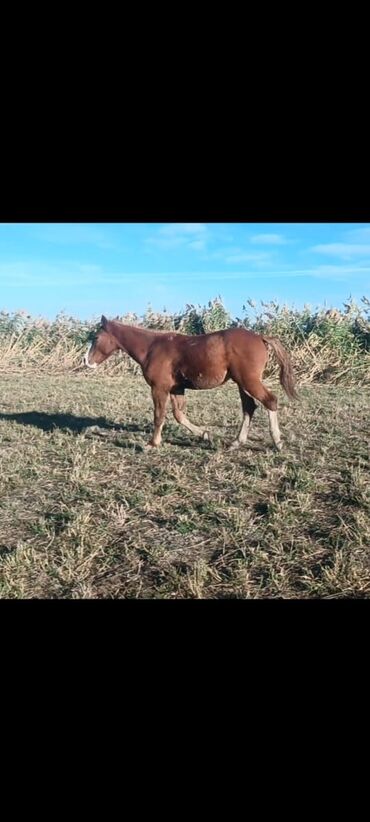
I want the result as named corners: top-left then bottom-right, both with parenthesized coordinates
top-left (84, 316), bottom-right (120, 369)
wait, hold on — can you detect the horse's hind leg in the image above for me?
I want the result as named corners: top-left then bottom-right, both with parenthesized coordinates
top-left (268, 408), bottom-right (282, 451)
top-left (238, 378), bottom-right (282, 451)
top-left (229, 387), bottom-right (257, 450)
top-left (170, 394), bottom-right (209, 441)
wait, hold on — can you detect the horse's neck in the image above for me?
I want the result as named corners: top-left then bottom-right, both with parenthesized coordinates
top-left (111, 323), bottom-right (154, 365)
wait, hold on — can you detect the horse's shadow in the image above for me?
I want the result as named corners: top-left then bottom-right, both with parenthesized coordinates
top-left (0, 410), bottom-right (209, 446)
top-left (0, 410), bottom-right (216, 449)
top-left (0, 410), bottom-right (150, 436)
top-left (0, 410), bottom-right (270, 452)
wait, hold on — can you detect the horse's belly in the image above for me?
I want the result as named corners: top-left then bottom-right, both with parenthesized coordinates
top-left (180, 369), bottom-right (228, 389)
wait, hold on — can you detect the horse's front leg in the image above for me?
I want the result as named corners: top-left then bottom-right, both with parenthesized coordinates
top-left (147, 387), bottom-right (170, 447)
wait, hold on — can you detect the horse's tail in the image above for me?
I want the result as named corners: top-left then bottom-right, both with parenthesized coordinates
top-left (262, 336), bottom-right (298, 400)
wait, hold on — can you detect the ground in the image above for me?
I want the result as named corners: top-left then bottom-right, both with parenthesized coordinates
top-left (0, 373), bottom-right (369, 598)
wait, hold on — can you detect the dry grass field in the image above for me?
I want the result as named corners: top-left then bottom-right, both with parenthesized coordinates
top-left (1, 370), bottom-right (369, 598)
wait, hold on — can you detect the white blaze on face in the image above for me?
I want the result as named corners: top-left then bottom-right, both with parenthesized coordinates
top-left (84, 343), bottom-right (97, 369)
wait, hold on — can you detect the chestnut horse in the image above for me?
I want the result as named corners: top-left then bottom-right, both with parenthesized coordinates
top-left (84, 316), bottom-right (297, 451)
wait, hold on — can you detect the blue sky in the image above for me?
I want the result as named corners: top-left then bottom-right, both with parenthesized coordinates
top-left (0, 222), bottom-right (369, 319)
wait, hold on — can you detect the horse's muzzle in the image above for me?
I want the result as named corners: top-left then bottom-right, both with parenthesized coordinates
top-left (84, 343), bottom-right (97, 369)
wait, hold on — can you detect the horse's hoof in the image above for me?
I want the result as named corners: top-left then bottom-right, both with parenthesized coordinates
top-left (228, 441), bottom-right (240, 451)
top-left (202, 431), bottom-right (210, 442)
top-left (274, 441), bottom-right (283, 452)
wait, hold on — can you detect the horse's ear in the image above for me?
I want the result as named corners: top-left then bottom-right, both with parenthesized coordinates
top-left (101, 315), bottom-right (108, 329)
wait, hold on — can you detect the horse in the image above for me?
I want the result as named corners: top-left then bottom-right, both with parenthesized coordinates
top-left (84, 316), bottom-right (297, 451)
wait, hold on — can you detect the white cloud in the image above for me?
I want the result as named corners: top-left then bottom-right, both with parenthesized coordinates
top-left (305, 264), bottom-right (369, 280)
top-left (250, 233), bottom-right (287, 245)
top-left (146, 223), bottom-right (209, 251)
top-left (158, 223), bottom-right (207, 237)
top-left (0, 259), bottom-right (103, 287)
top-left (311, 243), bottom-right (370, 259)
top-left (188, 240), bottom-right (206, 251)
top-left (225, 252), bottom-right (272, 264)
top-left (27, 224), bottom-right (122, 251)
top-left (345, 226), bottom-right (370, 241)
